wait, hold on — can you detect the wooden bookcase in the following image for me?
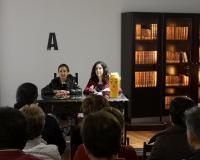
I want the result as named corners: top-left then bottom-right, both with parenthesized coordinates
top-left (121, 12), bottom-right (199, 118)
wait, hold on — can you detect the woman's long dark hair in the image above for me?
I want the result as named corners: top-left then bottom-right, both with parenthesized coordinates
top-left (89, 61), bottom-right (109, 84)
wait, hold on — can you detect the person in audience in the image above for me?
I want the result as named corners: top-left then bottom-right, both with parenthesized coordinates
top-left (148, 96), bottom-right (195, 160)
top-left (14, 82), bottom-right (38, 109)
top-left (20, 104), bottom-right (61, 160)
top-left (0, 106), bottom-right (40, 160)
top-left (73, 107), bottom-right (138, 160)
top-left (71, 94), bottom-right (110, 158)
top-left (81, 111), bottom-right (122, 160)
top-left (83, 61), bottom-right (109, 96)
top-left (14, 82), bottom-right (66, 155)
top-left (41, 63), bottom-right (82, 97)
top-left (184, 106), bottom-right (200, 160)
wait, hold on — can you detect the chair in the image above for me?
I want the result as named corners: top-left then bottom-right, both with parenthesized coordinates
top-left (143, 142), bottom-right (153, 160)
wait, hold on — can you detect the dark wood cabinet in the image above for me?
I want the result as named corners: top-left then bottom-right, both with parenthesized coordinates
top-left (121, 12), bottom-right (199, 118)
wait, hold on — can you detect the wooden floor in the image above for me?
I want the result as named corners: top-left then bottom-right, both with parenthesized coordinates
top-left (127, 131), bottom-right (159, 148)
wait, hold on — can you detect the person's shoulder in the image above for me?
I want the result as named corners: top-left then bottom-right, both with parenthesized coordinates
top-left (25, 143), bottom-right (60, 158)
top-left (148, 128), bottom-right (170, 143)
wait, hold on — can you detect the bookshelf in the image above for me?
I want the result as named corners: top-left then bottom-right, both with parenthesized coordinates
top-left (122, 12), bottom-right (199, 118)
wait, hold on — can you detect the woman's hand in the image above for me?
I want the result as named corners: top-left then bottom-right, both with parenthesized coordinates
top-left (54, 90), bottom-right (70, 97)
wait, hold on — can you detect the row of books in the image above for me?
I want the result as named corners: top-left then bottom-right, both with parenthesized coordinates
top-left (166, 51), bottom-right (188, 63)
top-left (135, 71), bottom-right (157, 87)
top-left (135, 24), bottom-right (157, 40)
top-left (135, 51), bottom-right (157, 64)
top-left (165, 75), bottom-right (189, 86)
top-left (166, 26), bottom-right (189, 40)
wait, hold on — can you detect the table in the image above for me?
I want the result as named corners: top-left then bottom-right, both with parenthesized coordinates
top-left (37, 94), bottom-right (129, 121)
top-left (37, 94), bottom-right (129, 144)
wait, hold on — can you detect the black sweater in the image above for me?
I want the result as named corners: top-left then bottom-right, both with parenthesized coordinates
top-left (41, 75), bottom-right (82, 96)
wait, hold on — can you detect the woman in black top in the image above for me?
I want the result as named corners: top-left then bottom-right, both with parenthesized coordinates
top-left (41, 64), bottom-right (82, 97)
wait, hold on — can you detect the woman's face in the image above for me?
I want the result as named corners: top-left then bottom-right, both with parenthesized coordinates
top-left (95, 64), bottom-right (104, 78)
top-left (58, 66), bottom-right (69, 81)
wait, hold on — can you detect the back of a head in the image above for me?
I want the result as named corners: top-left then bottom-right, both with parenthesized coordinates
top-left (81, 94), bottom-right (109, 116)
top-left (15, 82), bottom-right (38, 109)
top-left (185, 106), bottom-right (200, 146)
top-left (81, 111), bottom-right (121, 159)
top-left (170, 96), bottom-right (195, 126)
top-left (20, 104), bottom-right (45, 140)
top-left (102, 107), bottom-right (124, 129)
top-left (0, 107), bottom-right (27, 150)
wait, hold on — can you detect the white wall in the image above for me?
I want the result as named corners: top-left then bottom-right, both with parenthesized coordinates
top-left (0, 0), bottom-right (200, 106)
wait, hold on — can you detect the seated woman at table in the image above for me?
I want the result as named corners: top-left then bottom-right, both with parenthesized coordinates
top-left (84, 61), bottom-right (122, 97)
top-left (83, 61), bottom-right (109, 96)
top-left (42, 63), bottom-right (82, 97)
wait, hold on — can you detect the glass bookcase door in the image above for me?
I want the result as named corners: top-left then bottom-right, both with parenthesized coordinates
top-left (132, 14), bottom-right (162, 117)
top-left (164, 15), bottom-right (192, 109)
top-left (134, 16), bottom-right (160, 89)
top-left (198, 18), bottom-right (200, 104)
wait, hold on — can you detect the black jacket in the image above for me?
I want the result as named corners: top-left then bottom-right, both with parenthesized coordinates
top-left (184, 150), bottom-right (200, 160)
top-left (41, 74), bottom-right (82, 96)
top-left (148, 125), bottom-right (193, 160)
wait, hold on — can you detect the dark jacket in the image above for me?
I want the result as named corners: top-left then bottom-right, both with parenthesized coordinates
top-left (183, 149), bottom-right (200, 160)
top-left (42, 114), bottom-right (66, 155)
top-left (41, 75), bottom-right (82, 96)
top-left (149, 125), bottom-right (193, 160)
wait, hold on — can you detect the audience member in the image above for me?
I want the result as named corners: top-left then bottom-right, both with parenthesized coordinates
top-left (148, 96), bottom-right (195, 160)
top-left (81, 111), bottom-right (121, 160)
top-left (0, 106), bottom-right (40, 160)
top-left (41, 63), bottom-right (82, 97)
top-left (20, 104), bottom-right (61, 160)
top-left (184, 106), bottom-right (200, 160)
top-left (73, 107), bottom-right (138, 160)
top-left (83, 61), bottom-right (109, 96)
top-left (14, 82), bottom-right (66, 155)
top-left (71, 94), bottom-right (110, 158)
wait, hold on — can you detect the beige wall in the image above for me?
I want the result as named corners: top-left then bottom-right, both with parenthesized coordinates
top-left (0, 0), bottom-right (199, 106)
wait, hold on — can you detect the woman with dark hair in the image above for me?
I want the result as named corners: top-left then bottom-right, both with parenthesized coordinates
top-left (14, 82), bottom-right (66, 155)
top-left (41, 64), bottom-right (82, 97)
top-left (83, 61), bottom-right (109, 95)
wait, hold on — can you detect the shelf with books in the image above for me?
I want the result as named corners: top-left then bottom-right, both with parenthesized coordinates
top-left (122, 12), bottom-right (199, 118)
top-left (135, 71), bottom-right (157, 88)
top-left (135, 23), bottom-right (157, 40)
top-left (164, 15), bottom-right (193, 110)
top-left (165, 74), bottom-right (189, 87)
top-left (166, 51), bottom-right (188, 64)
top-left (135, 51), bottom-right (157, 64)
top-left (166, 26), bottom-right (189, 40)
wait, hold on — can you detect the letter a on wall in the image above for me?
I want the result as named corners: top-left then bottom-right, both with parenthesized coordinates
top-left (47, 32), bottom-right (58, 50)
